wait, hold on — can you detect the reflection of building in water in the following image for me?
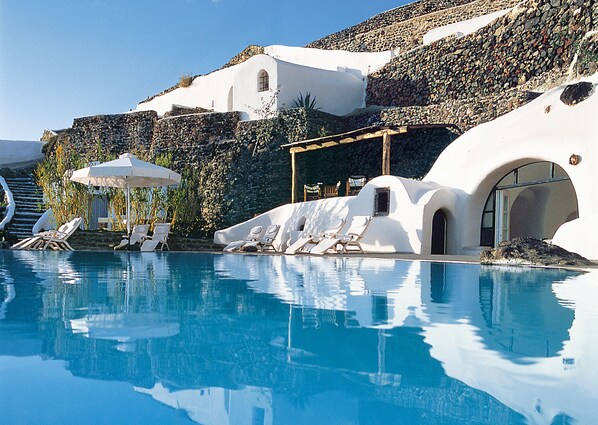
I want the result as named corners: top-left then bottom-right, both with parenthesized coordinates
top-left (217, 254), bottom-right (598, 424)
top-left (3, 251), bottom-right (597, 424)
top-left (136, 384), bottom-right (273, 425)
top-left (477, 267), bottom-right (574, 358)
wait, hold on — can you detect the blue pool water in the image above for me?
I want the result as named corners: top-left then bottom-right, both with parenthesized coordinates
top-left (1, 251), bottom-right (597, 425)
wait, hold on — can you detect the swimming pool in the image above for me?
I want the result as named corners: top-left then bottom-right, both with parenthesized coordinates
top-left (1, 251), bottom-right (597, 424)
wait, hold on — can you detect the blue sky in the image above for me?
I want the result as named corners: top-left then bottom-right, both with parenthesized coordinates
top-left (0, 0), bottom-right (408, 140)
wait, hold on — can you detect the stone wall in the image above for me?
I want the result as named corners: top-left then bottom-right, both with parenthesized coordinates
top-left (307, 0), bottom-right (477, 51)
top-left (221, 45), bottom-right (265, 69)
top-left (349, 89), bottom-right (534, 132)
top-left (51, 109), bottom-right (352, 237)
top-left (308, 0), bottom-right (520, 52)
top-left (55, 111), bottom-right (157, 155)
top-left (367, 0), bottom-right (596, 107)
top-left (353, 0), bottom-right (520, 54)
top-left (164, 105), bottom-right (213, 118)
top-left (151, 112), bottom-right (241, 169)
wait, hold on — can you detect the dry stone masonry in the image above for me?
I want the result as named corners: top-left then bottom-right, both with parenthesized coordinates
top-left (309, 0), bottom-right (520, 54)
top-left (367, 0), bottom-right (596, 107)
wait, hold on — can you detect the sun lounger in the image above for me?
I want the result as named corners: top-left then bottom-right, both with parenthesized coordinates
top-left (11, 217), bottom-right (83, 251)
top-left (113, 224), bottom-right (150, 250)
top-left (222, 225), bottom-right (264, 252)
top-left (285, 218), bottom-right (346, 255)
top-left (140, 223), bottom-right (171, 252)
top-left (241, 224), bottom-right (280, 252)
top-left (309, 216), bottom-right (372, 255)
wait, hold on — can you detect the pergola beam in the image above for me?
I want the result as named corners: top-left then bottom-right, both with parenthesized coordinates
top-left (288, 127), bottom-right (407, 154)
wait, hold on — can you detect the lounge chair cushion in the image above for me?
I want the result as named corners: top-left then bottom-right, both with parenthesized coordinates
top-left (223, 226), bottom-right (264, 252)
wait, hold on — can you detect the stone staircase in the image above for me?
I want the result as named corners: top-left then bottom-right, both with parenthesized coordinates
top-left (4, 176), bottom-right (45, 240)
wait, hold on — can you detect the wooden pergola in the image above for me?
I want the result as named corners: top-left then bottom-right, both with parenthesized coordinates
top-left (282, 124), bottom-right (456, 203)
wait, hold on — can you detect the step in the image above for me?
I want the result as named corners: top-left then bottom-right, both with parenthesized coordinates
top-left (6, 183), bottom-right (38, 189)
top-left (9, 222), bottom-right (36, 228)
top-left (11, 191), bottom-right (42, 196)
top-left (6, 180), bottom-right (39, 187)
top-left (14, 203), bottom-right (44, 210)
top-left (12, 211), bottom-right (44, 217)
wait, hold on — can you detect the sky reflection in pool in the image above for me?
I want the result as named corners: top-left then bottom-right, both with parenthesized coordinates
top-left (1, 250), bottom-right (597, 424)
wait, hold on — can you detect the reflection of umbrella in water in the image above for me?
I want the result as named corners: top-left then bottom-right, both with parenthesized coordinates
top-left (70, 153), bottom-right (181, 235)
top-left (70, 313), bottom-right (180, 352)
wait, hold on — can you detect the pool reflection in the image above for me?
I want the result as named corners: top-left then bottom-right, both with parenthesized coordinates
top-left (1, 251), bottom-right (597, 424)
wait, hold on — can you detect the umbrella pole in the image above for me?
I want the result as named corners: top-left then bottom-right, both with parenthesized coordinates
top-left (126, 186), bottom-right (131, 237)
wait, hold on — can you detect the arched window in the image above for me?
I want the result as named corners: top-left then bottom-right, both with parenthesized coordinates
top-left (257, 70), bottom-right (269, 92)
top-left (479, 161), bottom-right (578, 247)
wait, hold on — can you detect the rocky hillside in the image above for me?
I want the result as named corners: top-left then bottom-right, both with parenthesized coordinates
top-left (307, 0), bottom-right (520, 53)
top-left (367, 0), bottom-right (597, 107)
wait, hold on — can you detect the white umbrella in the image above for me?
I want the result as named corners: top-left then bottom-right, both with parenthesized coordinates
top-left (70, 153), bottom-right (181, 235)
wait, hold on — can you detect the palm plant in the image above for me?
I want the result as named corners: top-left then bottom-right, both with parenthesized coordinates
top-left (293, 92), bottom-right (321, 110)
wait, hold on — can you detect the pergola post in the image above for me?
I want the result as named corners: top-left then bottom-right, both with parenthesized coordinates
top-left (382, 131), bottom-right (391, 176)
top-left (291, 151), bottom-right (297, 203)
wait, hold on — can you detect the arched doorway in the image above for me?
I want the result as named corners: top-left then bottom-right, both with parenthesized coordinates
top-left (480, 162), bottom-right (578, 247)
top-left (431, 210), bottom-right (447, 255)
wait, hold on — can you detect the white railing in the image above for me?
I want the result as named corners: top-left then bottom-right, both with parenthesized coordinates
top-left (0, 176), bottom-right (15, 230)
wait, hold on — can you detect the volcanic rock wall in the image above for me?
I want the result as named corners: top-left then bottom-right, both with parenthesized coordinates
top-left (367, 0), bottom-right (597, 107)
top-left (307, 0), bottom-right (475, 51)
top-left (54, 111), bottom-right (157, 155)
top-left (309, 0), bottom-right (521, 53)
top-left (51, 107), bottom-right (458, 236)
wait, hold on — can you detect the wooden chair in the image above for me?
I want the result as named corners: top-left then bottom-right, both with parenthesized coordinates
top-left (322, 181), bottom-right (341, 198)
top-left (346, 176), bottom-right (367, 196)
top-left (303, 184), bottom-right (321, 201)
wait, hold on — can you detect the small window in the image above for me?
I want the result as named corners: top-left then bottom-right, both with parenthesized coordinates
top-left (252, 407), bottom-right (265, 425)
top-left (258, 70), bottom-right (269, 92)
top-left (374, 187), bottom-right (390, 216)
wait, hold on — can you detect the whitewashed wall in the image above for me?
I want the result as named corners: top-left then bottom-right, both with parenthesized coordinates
top-left (423, 8), bottom-right (513, 45)
top-left (275, 59), bottom-right (366, 117)
top-left (425, 74), bottom-right (598, 258)
top-left (135, 46), bottom-right (395, 120)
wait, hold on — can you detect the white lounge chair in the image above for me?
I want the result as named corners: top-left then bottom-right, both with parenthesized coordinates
top-left (11, 217), bottom-right (83, 251)
top-left (241, 224), bottom-right (280, 252)
top-left (285, 218), bottom-right (346, 255)
top-left (309, 216), bottom-right (372, 255)
top-left (222, 226), bottom-right (264, 252)
top-left (140, 223), bottom-right (171, 252)
top-left (113, 224), bottom-right (150, 250)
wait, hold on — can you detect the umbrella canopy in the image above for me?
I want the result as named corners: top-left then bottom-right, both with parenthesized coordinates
top-left (70, 153), bottom-right (181, 188)
top-left (70, 153), bottom-right (181, 235)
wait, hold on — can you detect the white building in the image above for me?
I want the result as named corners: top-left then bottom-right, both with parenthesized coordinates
top-left (0, 139), bottom-right (45, 169)
top-left (135, 45), bottom-right (395, 120)
top-left (215, 74), bottom-right (598, 260)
